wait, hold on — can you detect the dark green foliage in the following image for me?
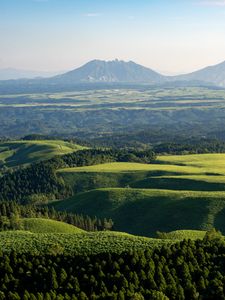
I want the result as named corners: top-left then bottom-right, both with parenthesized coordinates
top-left (0, 148), bottom-right (155, 203)
top-left (0, 202), bottom-right (113, 232)
top-left (0, 237), bottom-right (224, 299)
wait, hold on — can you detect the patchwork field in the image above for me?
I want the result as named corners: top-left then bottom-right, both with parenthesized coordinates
top-left (56, 154), bottom-right (225, 236)
top-left (2, 86), bottom-right (225, 138)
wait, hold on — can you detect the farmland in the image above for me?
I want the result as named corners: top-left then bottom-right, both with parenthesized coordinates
top-left (1, 86), bottom-right (225, 140)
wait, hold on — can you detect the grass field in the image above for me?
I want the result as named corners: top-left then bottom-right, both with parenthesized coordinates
top-left (21, 218), bottom-right (85, 233)
top-left (0, 140), bottom-right (85, 168)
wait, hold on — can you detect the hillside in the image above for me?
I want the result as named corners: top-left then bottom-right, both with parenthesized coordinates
top-left (51, 188), bottom-right (225, 236)
top-left (56, 154), bottom-right (225, 236)
top-left (21, 218), bottom-right (85, 233)
top-left (0, 140), bottom-right (85, 168)
top-left (175, 60), bottom-right (225, 87)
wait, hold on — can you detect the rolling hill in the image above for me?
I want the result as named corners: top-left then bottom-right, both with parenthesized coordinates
top-left (21, 218), bottom-right (85, 233)
top-left (55, 154), bottom-right (225, 236)
top-left (51, 188), bottom-right (225, 237)
top-left (0, 140), bottom-right (85, 168)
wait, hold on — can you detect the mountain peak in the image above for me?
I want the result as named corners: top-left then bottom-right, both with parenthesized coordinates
top-left (56, 59), bottom-right (163, 83)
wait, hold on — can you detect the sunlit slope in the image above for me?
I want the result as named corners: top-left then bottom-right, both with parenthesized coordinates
top-left (51, 188), bottom-right (225, 236)
top-left (58, 155), bottom-right (225, 193)
top-left (21, 218), bottom-right (85, 233)
top-left (0, 140), bottom-right (85, 168)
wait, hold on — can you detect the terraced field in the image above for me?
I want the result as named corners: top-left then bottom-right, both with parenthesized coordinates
top-left (56, 154), bottom-right (225, 236)
top-left (0, 140), bottom-right (85, 168)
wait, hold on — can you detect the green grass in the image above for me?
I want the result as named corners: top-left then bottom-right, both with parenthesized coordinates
top-left (59, 162), bottom-right (204, 175)
top-left (0, 140), bottom-right (85, 168)
top-left (21, 218), bottom-right (85, 233)
top-left (55, 154), bottom-right (225, 237)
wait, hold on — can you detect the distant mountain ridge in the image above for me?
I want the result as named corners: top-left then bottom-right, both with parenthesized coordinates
top-left (50, 59), bottom-right (225, 87)
top-left (1, 59), bottom-right (225, 90)
top-left (0, 68), bottom-right (61, 80)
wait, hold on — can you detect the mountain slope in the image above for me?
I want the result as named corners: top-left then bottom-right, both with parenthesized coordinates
top-left (174, 60), bottom-right (225, 87)
top-left (0, 68), bottom-right (59, 80)
top-left (53, 59), bottom-right (165, 83)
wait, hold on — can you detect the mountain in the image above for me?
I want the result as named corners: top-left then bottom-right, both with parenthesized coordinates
top-left (0, 68), bottom-right (61, 80)
top-left (173, 60), bottom-right (225, 87)
top-left (53, 59), bottom-right (165, 83)
top-left (1, 59), bottom-right (225, 94)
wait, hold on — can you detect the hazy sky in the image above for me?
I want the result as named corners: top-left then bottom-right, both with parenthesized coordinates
top-left (1, 0), bottom-right (225, 74)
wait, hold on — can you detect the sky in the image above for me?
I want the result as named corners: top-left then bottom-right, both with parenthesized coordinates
top-left (1, 0), bottom-right (225, 74)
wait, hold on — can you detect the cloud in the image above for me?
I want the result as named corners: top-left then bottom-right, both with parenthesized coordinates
top-left (197, 1), bottom-right (225, 6)
top-left (83, 13), bottom-right (101, 17)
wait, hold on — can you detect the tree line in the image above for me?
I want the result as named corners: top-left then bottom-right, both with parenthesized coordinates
top-left (0, 230), bottom-right (224, 299)
top-left (0, 202), bottom-right (114, 232)
top-left (0, 148), bottom-right (156, 204)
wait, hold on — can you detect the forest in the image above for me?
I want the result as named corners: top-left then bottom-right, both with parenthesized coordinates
top-left (0, 231), bottom-right (224, 299)
top-left (0, 148), bottom-right (156, 203)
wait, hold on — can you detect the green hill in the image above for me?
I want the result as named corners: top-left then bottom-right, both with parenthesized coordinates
top-left (21, 218), bottom-right (85, 233)
top-left (51, 188), bottom-right (225, 237)
top-left (0, 140), bottom-right (85, 168)
top-left (55, 154), bottom-right (225, 236)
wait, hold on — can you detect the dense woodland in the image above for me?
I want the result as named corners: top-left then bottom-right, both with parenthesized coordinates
top-left (0, 202), bottom-right (113, 232)
top-left (0, 231), bottom-right (224, 299)
top-left (0, 148), bottom-right (156, 203)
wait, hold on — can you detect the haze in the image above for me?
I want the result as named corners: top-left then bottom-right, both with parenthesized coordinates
top-left (1, 0), bottom-right (225, 74)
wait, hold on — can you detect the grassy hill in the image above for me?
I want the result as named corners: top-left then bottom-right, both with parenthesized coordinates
top-left (21, 218), bottom-right (85, 233)
top-left (51, 188), bottom-right (225, 236)
top-left (55, 154), bottom-right (225, 236)
top-left (0, 140), bottom-right (85, 168)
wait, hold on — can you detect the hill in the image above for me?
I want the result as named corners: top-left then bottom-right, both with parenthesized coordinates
top-left (51, 188), bottom-right (225, 236)
top-left (0, 140), bottom-right (85, 168)
top-left (21, 218), bottom-right (85, 234)
top-left (56, 154), bottom-right (225, 236)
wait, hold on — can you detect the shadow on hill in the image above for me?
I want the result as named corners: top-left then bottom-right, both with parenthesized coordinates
top-left (51, 189), bottom-right (224, 237)
top-left (131, 177), bottom-right (225, 191)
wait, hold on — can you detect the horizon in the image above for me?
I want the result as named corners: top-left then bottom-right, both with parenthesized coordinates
top-left (2, 0), bottom-right (225, 74)
top-left (1, 57), bottom-right (225, 77)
